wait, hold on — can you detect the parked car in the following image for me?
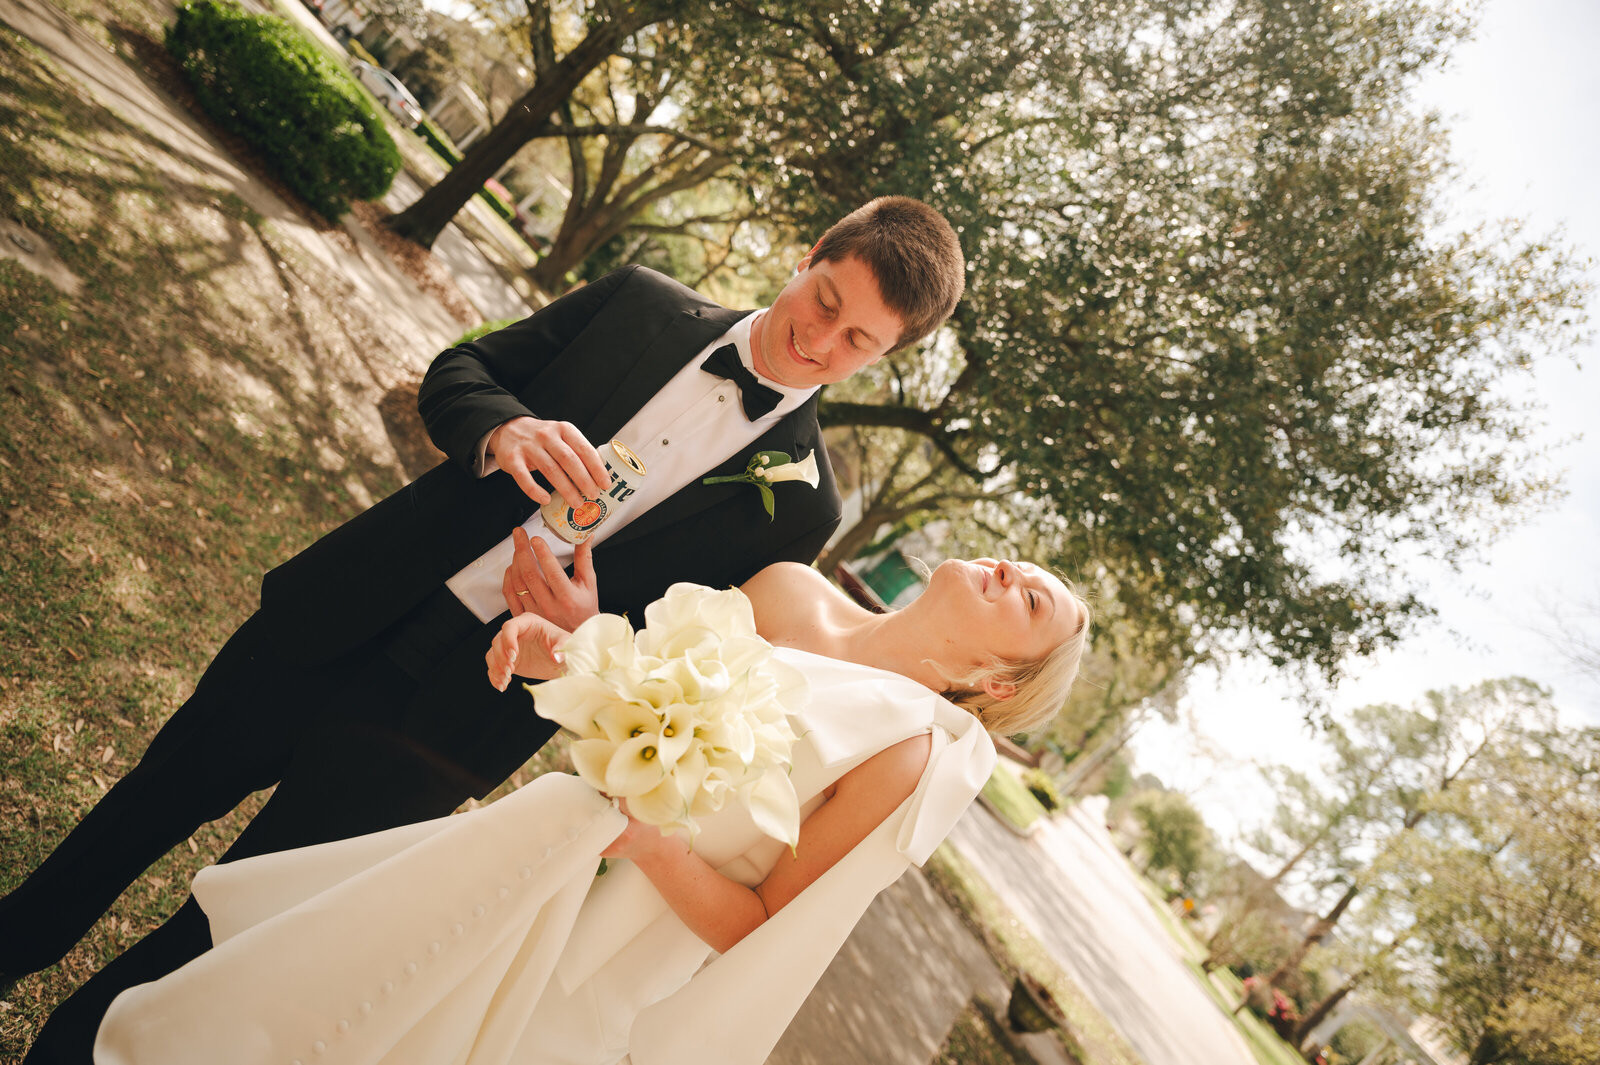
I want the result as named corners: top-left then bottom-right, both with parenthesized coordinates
top-left (350, 59), bottom-right (423, 130)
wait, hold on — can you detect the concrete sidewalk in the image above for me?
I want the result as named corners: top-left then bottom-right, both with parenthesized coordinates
top-left (769, 862), bottom-right (1073, 1065)
top-left (947, 802), bottom-right (1258, 1065)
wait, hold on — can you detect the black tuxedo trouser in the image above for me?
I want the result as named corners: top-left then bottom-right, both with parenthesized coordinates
top-left (6, 593), bottom-right (557, 1064)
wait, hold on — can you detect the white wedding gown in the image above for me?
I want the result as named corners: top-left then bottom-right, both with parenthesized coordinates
top-left (93, 649), bottom-right (996, 1065)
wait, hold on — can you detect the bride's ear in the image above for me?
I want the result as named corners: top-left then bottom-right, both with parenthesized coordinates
top-left (981, 675), bottom-right (1017, 702)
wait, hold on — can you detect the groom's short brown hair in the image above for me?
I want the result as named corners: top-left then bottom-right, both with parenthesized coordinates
top-left (811, 197), bottom-right (964, 351)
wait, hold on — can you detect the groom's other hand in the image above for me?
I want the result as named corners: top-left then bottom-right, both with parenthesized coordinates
top-left (502, 528), bottom-right (599, 631)
top-left (486, 416), bottom-right (610, 506)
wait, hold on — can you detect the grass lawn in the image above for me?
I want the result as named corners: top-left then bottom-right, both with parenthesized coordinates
top-left (0, 5), bottom-right (498, 1051)
top-left (980, 761), bottom-right (1050, 833)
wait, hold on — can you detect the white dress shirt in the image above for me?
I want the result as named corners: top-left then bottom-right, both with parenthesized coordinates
top-left (444, 311), bottom-right (816, 622)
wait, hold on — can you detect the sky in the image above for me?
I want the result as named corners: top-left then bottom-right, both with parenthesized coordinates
top-left (1129, 0), bottom-right (1600, 847)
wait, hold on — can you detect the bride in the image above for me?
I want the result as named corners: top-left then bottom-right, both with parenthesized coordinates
top-left (93, 558), bottom-right (1089, 1065)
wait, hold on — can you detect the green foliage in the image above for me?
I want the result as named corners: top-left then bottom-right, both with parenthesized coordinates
top-left (1020, 768), bottom-right (1063, 811)
top-left (416, 116), bottom-right (463, 166)
top-left (479, 181), bottom-right (515, 222)
top-left (453, 318), bottom-right (518, 346)
top-left (1098, 756), bottom-right (1134, 801)
top-left (980, 767), bottom-right (1047, 833)
top-left (165, 0), bottom-right (400, 219)
top-left (1386, 715), bottom-right (1600, 1065)
top-left (1131, 789), bottom-right (1209, 891)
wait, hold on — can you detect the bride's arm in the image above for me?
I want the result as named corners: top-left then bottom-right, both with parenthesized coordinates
top-left (603, 732), bottom-right (932, 954)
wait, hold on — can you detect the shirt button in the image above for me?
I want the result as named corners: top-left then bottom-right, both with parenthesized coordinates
top-left (660, 438), bottom-right (669, 446)
top-left (717, 395), bottom-right (726, 403)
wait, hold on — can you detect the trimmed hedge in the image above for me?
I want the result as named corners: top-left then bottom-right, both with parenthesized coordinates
top-left (416, 116), bottom-right (462, 167)
top-left (166, 0), bottom-right (400, 219)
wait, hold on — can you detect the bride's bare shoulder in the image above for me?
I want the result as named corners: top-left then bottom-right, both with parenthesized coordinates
top-left (742, 563), bottom-right (852, 646)
top-left (742, 561), bottom-right (833, 597)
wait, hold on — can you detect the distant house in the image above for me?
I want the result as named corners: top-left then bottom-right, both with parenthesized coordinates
top-left (429, 83), bottom-right (490, 151)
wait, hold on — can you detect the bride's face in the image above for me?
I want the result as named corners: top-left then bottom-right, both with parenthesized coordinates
top-left (916, 558), bottom-right (1083, 685)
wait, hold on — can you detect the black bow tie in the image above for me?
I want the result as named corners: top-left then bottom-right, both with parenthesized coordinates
top-left (701, 343), bottom-right (782, 420)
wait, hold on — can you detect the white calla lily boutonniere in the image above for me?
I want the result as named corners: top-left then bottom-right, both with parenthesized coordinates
top-left (530, 584), bottom-right (808, 851)
top-left (703, 449), bottom-right (821, 520)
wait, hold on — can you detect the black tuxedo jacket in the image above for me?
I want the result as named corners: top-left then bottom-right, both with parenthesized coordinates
top-left (256, 265), bottom-right (842, 665)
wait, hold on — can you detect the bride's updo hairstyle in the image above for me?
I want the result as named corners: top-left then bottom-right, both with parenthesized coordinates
top-left (942, 585), bottom-right (1091, 737)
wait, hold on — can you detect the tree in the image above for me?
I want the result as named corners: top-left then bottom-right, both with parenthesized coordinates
top-left (386, 0), bottom-right (681, 248)
top-left (1252, 678), bottom-right (1551, 1001)
top-left (1390, 721), bottom-right (1600, 1065)
top-left (1131, 788), bottom-right (1209, 891)
top-left (524, 25), bottom-right (739, 293)
top-left (812, 0), bottom-right (1588, 676)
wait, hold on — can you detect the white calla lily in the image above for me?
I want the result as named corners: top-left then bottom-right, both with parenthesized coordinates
top-left (754, 450), bottom-right (819, 487)
top-left (559, 613), bottom-right (637, 674)
top-left (603, 733), bottom-right (672, 797)
top-left (742, 770), bottom-right (802, 851)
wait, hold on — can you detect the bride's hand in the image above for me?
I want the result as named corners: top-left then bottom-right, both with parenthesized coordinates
top-left (600, 804), bottom-right (688, 863)
top-left (486, 613), bottom-right (570, 690)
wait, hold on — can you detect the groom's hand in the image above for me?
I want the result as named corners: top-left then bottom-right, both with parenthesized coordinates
top-left (502, 528), bottom-right (599, 631)
top-left (486, 416), bottom-right (610, 506)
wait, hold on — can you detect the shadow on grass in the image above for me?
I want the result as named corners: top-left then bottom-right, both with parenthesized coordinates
top-left (0, 23), bottom-right (458, 1056)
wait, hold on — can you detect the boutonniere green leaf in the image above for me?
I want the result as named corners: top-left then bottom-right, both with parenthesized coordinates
top-left (704, 449), bottom-right (821, 520)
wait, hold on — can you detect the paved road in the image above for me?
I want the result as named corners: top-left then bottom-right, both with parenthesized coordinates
top-left (769, 864), bottom-right (1072, 1065)
top-left (948, 801), bottom-right (1257, 1065)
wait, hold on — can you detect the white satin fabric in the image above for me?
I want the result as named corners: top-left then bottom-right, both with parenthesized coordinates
top-left (93, 648), bottom-right (997, 1065)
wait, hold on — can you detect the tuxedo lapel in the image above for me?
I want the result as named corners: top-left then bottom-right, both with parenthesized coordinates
top-left (582, 306), bottom-right (746, 446)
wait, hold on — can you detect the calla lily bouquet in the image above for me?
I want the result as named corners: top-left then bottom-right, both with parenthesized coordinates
top-left (703, 449), bottom-right (820, 520)
top-left (530, 584), bottom-right (808, 849)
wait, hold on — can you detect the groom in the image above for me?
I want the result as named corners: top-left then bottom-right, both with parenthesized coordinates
top-left (3, 196), bottom-right (966, 1060)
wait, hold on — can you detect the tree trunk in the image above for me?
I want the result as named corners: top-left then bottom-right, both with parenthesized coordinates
top-left (386, 12), bottom-right (661, 249)
top-left (1293, 978), bottom-right (1356, 1050)
top-left (815, 503), bottom-right (917, 577)
top-left (1264, 881), bottom-right (1361, 990)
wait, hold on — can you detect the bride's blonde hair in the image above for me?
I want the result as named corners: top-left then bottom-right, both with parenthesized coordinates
top-left (942, 586), bottom-right (1091, 737)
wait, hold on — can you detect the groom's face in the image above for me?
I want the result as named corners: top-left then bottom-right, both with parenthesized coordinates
top-left (749, 252), bottom-right (905, 390)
